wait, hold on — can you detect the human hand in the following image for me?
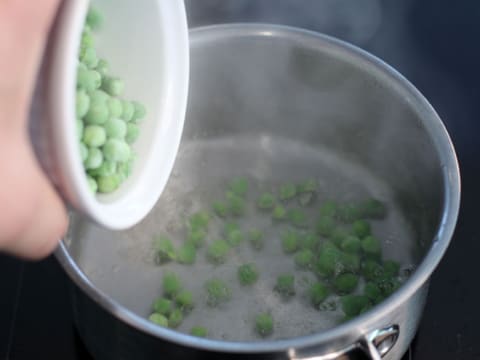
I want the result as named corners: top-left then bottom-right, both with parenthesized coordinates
top-left (0, 0), bottom-right (68, 259)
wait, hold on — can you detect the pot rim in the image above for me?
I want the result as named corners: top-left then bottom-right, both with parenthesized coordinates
top-left (55, 23), bottom-right (461, 353)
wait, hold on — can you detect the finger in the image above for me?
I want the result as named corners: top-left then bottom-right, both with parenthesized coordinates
top-left (0, 0), bottom-right (61, 126)
top-left (4, 180), bottom-right (68, 260)
top-left (0, 134), bottom-right (68, 260)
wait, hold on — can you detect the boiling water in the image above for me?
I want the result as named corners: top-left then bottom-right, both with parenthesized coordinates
top-left (68, 134), bottom-right (416, 341)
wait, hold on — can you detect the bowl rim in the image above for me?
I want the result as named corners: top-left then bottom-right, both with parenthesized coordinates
top-left (55, 23), bottom-right (461, 353)
top-left (48, 0), bottom-right (189, 229)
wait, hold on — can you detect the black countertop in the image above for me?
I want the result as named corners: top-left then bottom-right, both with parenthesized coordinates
top-left (1, 1), bottom-right (480, 359)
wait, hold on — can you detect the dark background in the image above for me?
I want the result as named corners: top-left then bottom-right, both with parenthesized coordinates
top-left (1, 0), bottom-right (479, 359)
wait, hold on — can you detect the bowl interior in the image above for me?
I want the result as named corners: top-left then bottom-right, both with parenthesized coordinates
top-left (49, 0), bottom-right (189, 229)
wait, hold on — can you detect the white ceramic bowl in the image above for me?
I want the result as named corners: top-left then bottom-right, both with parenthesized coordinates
top-left (32, 0), bottom-right (189, 229)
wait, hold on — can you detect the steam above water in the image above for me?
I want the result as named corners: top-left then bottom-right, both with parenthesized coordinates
top-left (185, 0), bottom-right (382, 44)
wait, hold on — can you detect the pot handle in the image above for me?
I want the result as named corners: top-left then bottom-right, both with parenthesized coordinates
top-left (289, 325), bottom-right (399, 360)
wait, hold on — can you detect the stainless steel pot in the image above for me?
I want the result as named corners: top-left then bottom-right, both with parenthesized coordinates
top-left (56, 24), bottom-right (460, 360)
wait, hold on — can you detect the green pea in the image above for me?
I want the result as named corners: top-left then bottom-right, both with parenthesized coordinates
top-left (77, 119), bottom-right (84, 139)
top-left (153, 298), bottom-right (173, 316)
top-left (89, 89), bottom-right (110, 103)
top-left (227, 229), bottom-right (243, 247)
top-left (168, 309), bottom-right (183, 329)
top-left (162, 272), bottom-right (182, 299)
top-left (79, 142), bottom-right (88, 161)
top-left (297, 179), bottom-right (318, 206)
top-left (319, 200), bottom-right (337, 217)
top-left (104, 118), bottom-right (127, 139)
top-left (309, 282), bottom-right (329, 308)
top-left (337, 203), bottom-right (361, 223)
top-left (341, 295), bottom-right (370, 317)
top-left (319, 300), bottom-right (337, 311)
top-left (255, 313), bottom-right (273, 337)
top-left (83, 125), bottom-right (106, 147)
top-left (103, 139), bottom-right (131, 162)
top-left (122, 100), bottom-right (134, 121)
top-left (101, 76), bottom-right (125, 96)
top-left (107, 97), bottom-right (123, 118)
top-left (315, 243), bottom-right (341, 277)
top-left (294, 249), bottom-right (315, 269)
top-left (205, 278), bottom-right (231, 307)
top-left (298, 192), bottom-right (315, 207)
top-left (226, 191), bottom-right (246, 216)
top-left (88, 160), bottom-right (117, 177)
top-left (86, 175), bottom-right (98, 193)
top-left (300, 232), bottom-right (320, 251)
top-left (281, 230), bottom-right (299, 254)
top-left (117, 156), bottom-right (134, 180)
top-left (116, 164), bottom-right (129, 183)
top-left (190, 326), bottom-right (208, 338)
top-left (86, 7), bottom-right (103, 30)
top-left (80, 46), bottom-right (98, 68)
top-left (334, 274), bottom-right (359, 294)
top-left (76, 90), bottom-right (90, 118)
top-left (248, 229), bottom-right (264, 250)
top-left (279, 183), bottom-right (296, 201)
top-left (206, 240), bottom-right (229, 264)
top-left (361, 235), bottom-right (382, 257)
top-left (383, 260), bottom-right (400, 277)
top-left (376, 278), bottom-right (401, 297)
top-left (125, 123), bottom-right (139, 144)
top-left (77, 64), bottom-right (90, 89)
top-left (97, 174), bottom-right (121, 193)
top-left (331, 228), bottom-right (348, 247)
top-left (274, 274), bottom-right (295, 299)
top-left (364, 282), bottom-right (383, 303)
top-left (95, 58), bottom-right (109, 76)
top-left (223, 222), bottom-right (239, 236)
top-left (352, 220), bottom-right (371, 238)
top-left (297, 179), bottom-right (317, 193)
top-left (187, 228), bottom-right (207, 248)
top-left (84, 147), bottom-right (103, 169)
top-left (153, 236), bottom-right (176, 264)
top-left (189, 211), bottom-right (210, 230)
top-left (272, 205), bottom-right (287, 221)
top-left (212, 201), bottom-right (228, 218)
top-left (315, 216), bottom-right (335, 237)
top-left (84, 100), bottom-right (109, 125)
top-left (359, 198), bottom-right (386, 219)
top-left (257, 192), bottom-right (275, 210)
top-left (315, 252), bottom-right (336, 278)
top-left (148, 313), bottom-right (168, 327)
top-left (229, 177), bottom-right (248, 197)
top-left (288, 208), bottom-right (308, 228)
top-left (175, 290), bottom-right (194, 311)
top-left (176, 243), bottom-right (196, 265)
top-left (338, 252), bottom-right (361, 273)
top-left (321, 240), bottom-right (340, 253)
top-left (359, 304), bottom-right (373, 315)
top-left (81, 29), bottom-right (94, 50)
top-left (132, 101), bottom-right (147, 121)
top-left (87, 70), bottom-right (102, 91)
top-left (361, 260), bottom-right (384, 281)
top-left (238, 263), bottom-right (259, 286)
top-left (340, 235), bottom-right (362, 254)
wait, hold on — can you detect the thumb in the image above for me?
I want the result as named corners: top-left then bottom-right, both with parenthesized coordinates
top-left (0, 0), bottom-right (68, 259)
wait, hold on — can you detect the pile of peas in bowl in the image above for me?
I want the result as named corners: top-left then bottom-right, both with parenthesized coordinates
top-left (76, 8), bottom-right (146, 194)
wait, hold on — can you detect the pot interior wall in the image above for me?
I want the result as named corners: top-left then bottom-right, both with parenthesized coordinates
top-left (64, 27), bottom-right (445, 341)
